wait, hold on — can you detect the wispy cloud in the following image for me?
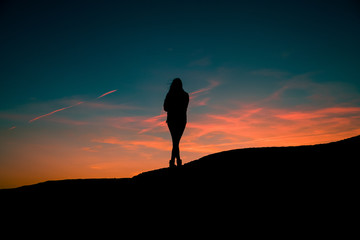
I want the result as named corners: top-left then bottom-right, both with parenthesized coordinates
top-left (93, 136), bottom-right (171, 151)
top-left (190, 80), bottom-right (220, 97)
top-left (138, 113), bottom-right (167, 134)
top-left (188, 80), bottom-right (221, 108)
top-left (105, 113), bottom-right (167, 134)
top-left (276, 107), bottom-right (360, 121)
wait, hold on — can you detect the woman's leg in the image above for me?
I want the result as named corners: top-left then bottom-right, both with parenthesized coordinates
top-left (169, 124), bottom-right (179, 161)
top-left (168, 121), bottom-right (186, 163)
top-left (172, 135), bottom-right (180, 161)
top-left (168, 123), bottom-right (176, 167)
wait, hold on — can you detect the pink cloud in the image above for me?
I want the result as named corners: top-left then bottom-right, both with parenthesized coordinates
top-left (105, 112), bottom-right (168, 134)
top-left (138, 113), bottom-right (167, 134)
top-left (81, 145), bottom-right (103, 153)
top-left (191, 97), bottom-right (210, 107)
top-left (184, 104), bottom-right (360, 149)
top-left (106, 116), bottom-right (152, 132)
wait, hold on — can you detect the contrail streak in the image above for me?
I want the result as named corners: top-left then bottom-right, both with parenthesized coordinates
top-left (29, 102), bottom-right (84, 123)
top-left (28, 89), bottom-right (117, 123)
top-left (97, 89), bottom-right (117, 99)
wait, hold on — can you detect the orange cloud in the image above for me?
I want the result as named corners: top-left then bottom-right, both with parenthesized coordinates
top-left (93, 136), bottom-right (171, 151)
top-left (277, 107), bottom-right (360, 120)
top-left (81, 145), bottom-right (103, 153)
top-left (184, 105), bottom-right (360, 149)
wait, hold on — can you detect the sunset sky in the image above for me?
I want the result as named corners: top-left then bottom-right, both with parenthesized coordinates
top-left (1, 0), bottom-right (360, 188)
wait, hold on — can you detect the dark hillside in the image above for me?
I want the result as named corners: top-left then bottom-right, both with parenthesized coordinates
top-left (2, 135), bottom-right (358, 206)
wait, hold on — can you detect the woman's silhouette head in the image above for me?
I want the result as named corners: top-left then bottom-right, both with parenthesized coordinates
top-left (170, 78), bottom-right (183, 91)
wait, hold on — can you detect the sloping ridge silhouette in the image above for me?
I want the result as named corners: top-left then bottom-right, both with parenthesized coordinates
top-left (1, 135), bottom-right (358, 201)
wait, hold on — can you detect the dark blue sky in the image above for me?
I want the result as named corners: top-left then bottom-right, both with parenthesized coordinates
top-left (1, 0), bottom-right (359, 109)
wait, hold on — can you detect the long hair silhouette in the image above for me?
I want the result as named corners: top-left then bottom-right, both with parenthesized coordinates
top-left (164, 78), bottom-right (189, 167)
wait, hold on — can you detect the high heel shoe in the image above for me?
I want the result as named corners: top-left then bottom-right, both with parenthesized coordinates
top-left (169, 159), bottom-right (176, 168)
top-left (177, 159), bottom-right (182, 167)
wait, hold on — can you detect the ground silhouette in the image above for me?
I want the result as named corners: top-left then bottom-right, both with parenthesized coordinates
top-left (1, 135), bottom-right (358, 201)
top-left (3, 137), bottom-right (356, 240)
top-left (2, 135), bottom-right (357, 234)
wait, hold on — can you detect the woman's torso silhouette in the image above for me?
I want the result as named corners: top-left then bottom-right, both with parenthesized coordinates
top-left (164, 78), bottom-right (189, 167)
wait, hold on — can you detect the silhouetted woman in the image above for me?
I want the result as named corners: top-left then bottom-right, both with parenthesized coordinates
top-left (164, 78), bottom-right (189, 167)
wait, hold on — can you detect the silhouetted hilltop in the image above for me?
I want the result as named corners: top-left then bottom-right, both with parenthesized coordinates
top-left (1, 135), bottom-right (358, 201)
